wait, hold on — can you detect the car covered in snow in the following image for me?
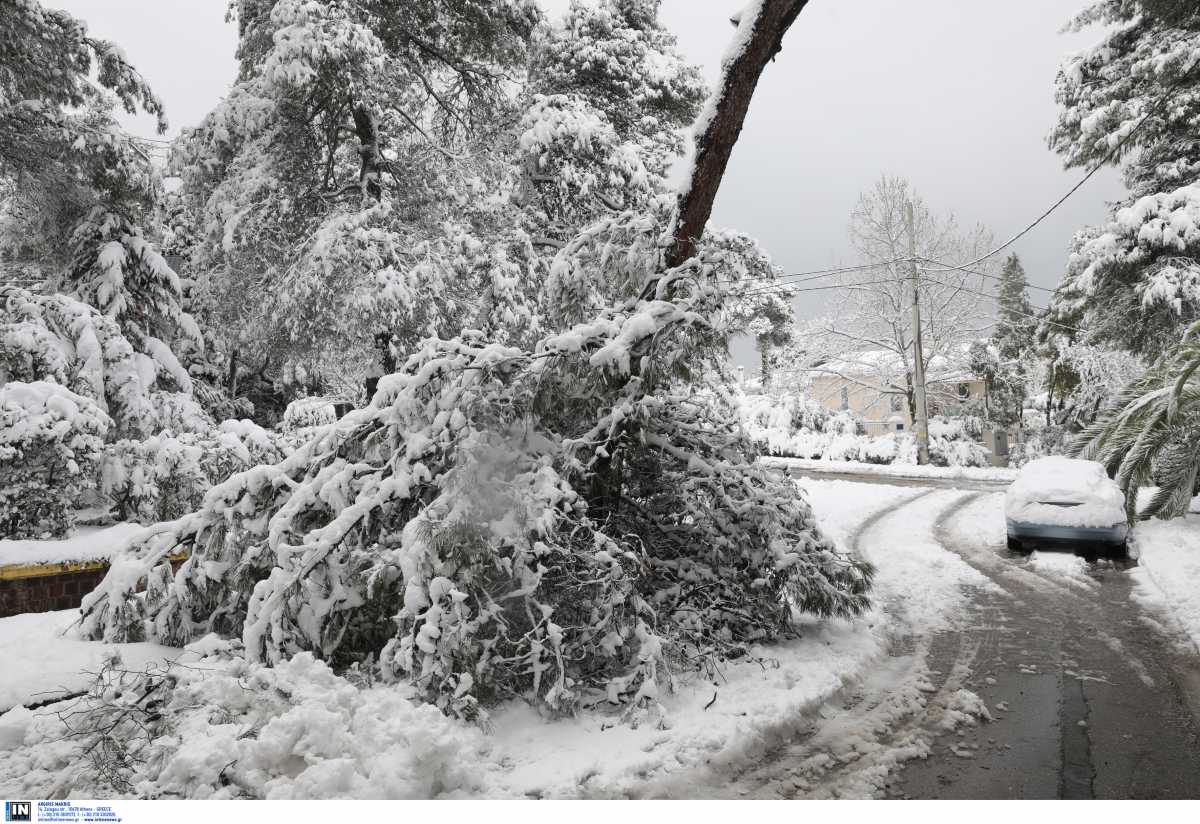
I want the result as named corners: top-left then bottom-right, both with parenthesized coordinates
top-left (1004, 456), bottom-right (1128, 555)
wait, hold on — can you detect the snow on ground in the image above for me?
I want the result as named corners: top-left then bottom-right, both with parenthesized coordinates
top-left (0, 479), bottom-right (940, 796)
top-left (484, 479), bottom-right (916, 798)
top-left (0, 609), bottom-right (182, 712)
top-left (850, 487), bottom-right (995, 632)
top-left (1024, 551), bottom-right (1099, 593)
top-left (0, 522), bottom-right (150, 568)
top-left (762, 456), bottom-right (1017, 484)
top-left (1130, 516), bottom-right (1200, 655)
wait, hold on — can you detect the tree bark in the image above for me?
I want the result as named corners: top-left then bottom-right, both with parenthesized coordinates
top-left (352, 105), bottom-right (382, 202)
top-left (662, 0), bottom-right (811, 272)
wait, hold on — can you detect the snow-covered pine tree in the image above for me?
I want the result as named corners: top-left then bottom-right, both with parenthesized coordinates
top-left (0, 0), bottom-right (166, 268)
top-left (1044, 0), bottom-right (1200, 357)
top-left (977, 255), bottom-right (1035, 428)
top-left (0, 0), bottom-right (215, 439)
top-left (531, 0), bottom-right (706, 182)
top-left (994, 255), bottom-right (1034, 362)
top-left (172, 0), bottom-right (542, 403)
top-left (79, 0), bottom-right (870, 720)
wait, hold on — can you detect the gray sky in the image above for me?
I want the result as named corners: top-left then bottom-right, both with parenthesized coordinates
top-left (56, 0), bottom-right (1123, 366)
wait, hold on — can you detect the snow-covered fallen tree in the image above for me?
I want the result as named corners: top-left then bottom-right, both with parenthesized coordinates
top-left (70, 0), bottom-right (862, 739)
top-left (78, 284), bottom-right (873, 717)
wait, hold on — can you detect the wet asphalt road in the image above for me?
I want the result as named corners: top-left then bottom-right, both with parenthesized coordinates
top-left (887, 493), bottom-right (1200, 799)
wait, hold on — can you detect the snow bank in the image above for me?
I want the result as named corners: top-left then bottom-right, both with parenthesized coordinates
top-left (0, 522), bottom-right (149, 568)
top-left (1130, 516), bottom-right (1200, 655)
top-left (0, 609), bottom-right (181, 712)
top-left (763, 456), bottom-right (1017, 484)
top-left (490, 617), bottom-right (883, 798)
top-left (1004, 457), bottom-right (1125, 528)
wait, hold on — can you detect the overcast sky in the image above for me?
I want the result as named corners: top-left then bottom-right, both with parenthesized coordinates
top-left (55, 0), bottom-right (1123, 366)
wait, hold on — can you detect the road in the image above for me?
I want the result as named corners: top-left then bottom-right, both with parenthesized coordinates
top-left (696, 485), bottom-right (1200, 799)
top-left (781, 464), bottom-right (1013, 492)
top-left (889, 492), bottom-right (1200, 799)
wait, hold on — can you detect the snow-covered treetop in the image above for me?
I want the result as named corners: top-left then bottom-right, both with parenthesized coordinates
top-left (0, 0), bottom-right (168, 265)
top-left (1044, 1), bottom-right (1200, 359)
top-left (533, 0), bottom-right (707, 179)
top-left (1050, 0), bottom-right (1200, 198)
top-left (0, 0), bottom-right (165, 132)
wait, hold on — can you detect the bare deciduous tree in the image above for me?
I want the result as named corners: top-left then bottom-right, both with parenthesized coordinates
top-left (791, 175), bottom-right (998, 422)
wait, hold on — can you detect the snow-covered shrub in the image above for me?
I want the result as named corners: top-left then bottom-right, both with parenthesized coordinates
top-left (862, 434), bottom-right (905, 465)
top-left (3, 645), bottom-right (492, 799)
top-left (0, 381), bottom-right (110, 538)
top-left (926, 417), bottom-right (990, 468)
top-left (281, 396), bottom-right (340, 433)
top-left (928, 436), bottom-right (989, 468)
top-left (733, 390), bottom-right (869, 459)
top-left (0, 287), bottom-right (211, 439)
top-left (821, 410), bottom-right (863, 437)
top-left (101, 421), bottom-right (292, 524)
top-left (80, 266), bottom-right (873, 719)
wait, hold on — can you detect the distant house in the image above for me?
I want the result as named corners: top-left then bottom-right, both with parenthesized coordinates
top-left (799, 349), bottom-right (986, 437)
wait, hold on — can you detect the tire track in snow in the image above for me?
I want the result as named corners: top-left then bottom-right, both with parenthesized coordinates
top-left (670, 488), bottom-right (996, 798)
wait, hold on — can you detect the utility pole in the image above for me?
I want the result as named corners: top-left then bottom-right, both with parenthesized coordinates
top-left (906, 200), bottom-right (931, 465)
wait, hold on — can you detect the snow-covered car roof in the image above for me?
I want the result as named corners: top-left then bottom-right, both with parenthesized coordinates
top-left (1005, 456), bottom-right (1126, 529)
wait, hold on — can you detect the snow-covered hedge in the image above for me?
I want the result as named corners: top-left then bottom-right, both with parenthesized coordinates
top-left (736, 392), bottom-right (990, 468)
top-left (0, 381), bottom-right (110, 538)
top-left (101, 420), bottom-right (292, 524)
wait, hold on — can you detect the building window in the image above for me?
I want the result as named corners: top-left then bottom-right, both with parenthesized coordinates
top-left (958, 382), bottom-right (970, 399)
top-left (889, 394), bottom-right (902, 412)
top-left (896, 422), bottom-right (904, 431)
top-left (840, 386), bottom-right (849, 410)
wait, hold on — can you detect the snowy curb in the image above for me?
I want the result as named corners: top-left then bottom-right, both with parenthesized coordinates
top-left (762, 456), bottom-right (1018, 484)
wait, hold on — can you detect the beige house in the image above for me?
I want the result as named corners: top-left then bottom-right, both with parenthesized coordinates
top-left (799, 350), bottom-right (987, 437)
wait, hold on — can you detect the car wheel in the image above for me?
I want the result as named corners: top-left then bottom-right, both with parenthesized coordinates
top-left (1006, 536), bottom-right (1028, 554)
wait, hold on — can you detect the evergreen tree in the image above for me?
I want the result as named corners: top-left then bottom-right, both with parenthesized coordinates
top-left (977, 254), bottom-right (1034, 428)
top-left (994, 254), bottom-right (1034, 362)
top-left (1043, 0), bottom-right (1200, 358)
top-left (0, 0), bottom-right (211, 434)
top-left (173, 0), bottom-right (542, 402)
top-left (0, 0), bottom-right (166, 265)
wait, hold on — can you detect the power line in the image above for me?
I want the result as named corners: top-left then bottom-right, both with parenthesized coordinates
top-left (934, 61), bottom-right (1199, 273)
top-left (916, 257), bottom-right (1057, 294)
top-left (735, 277), bottom-right (908, 299)
top-left (713, 258), bottom-right (905, 286)
top-left (724, 65), bottom-right (1195, 302)
top-left (915, 270), bottom-right (1090, 336)
top-left (730, 258), bottom-right (1092, 336)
